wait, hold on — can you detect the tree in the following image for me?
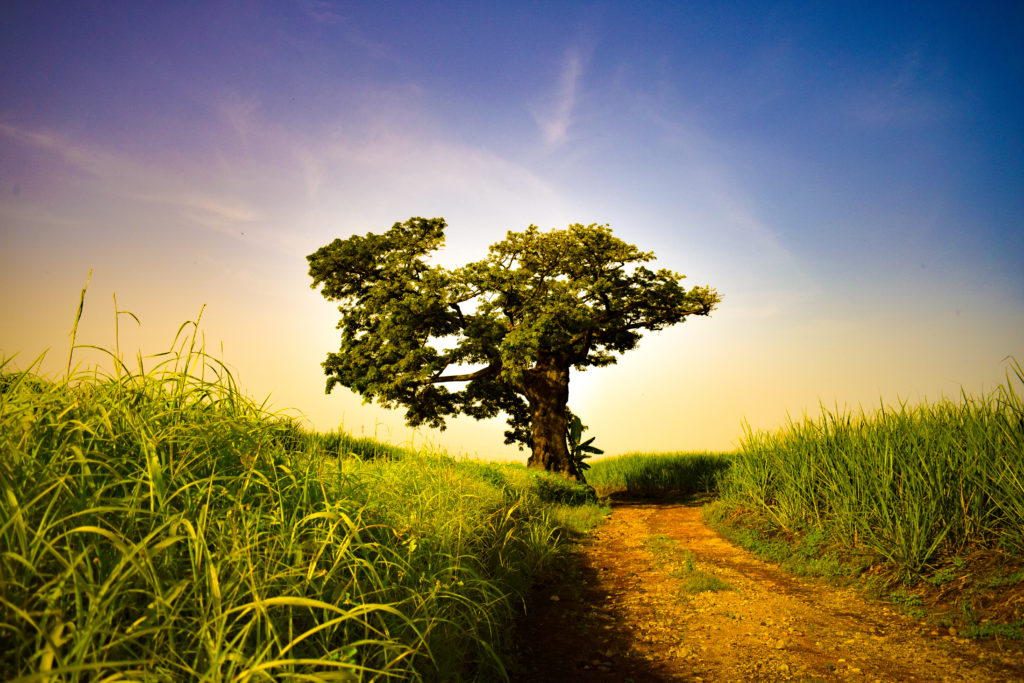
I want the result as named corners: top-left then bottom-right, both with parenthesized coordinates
top-left (307, 218), bottom-right (721, 480)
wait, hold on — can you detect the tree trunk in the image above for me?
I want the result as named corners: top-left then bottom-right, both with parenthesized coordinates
top-left (523, 354), bottom-right (578, 479)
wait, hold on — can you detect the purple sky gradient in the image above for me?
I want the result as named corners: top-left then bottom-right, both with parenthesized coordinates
top-left (2, 1), bottom-right (1022, 457)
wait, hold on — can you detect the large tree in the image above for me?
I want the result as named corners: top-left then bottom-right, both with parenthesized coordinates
top-left (307, 218), bottom-right (721, 479)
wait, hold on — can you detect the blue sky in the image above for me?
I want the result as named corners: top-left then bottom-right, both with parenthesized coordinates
top-left (2, 1), bottom-right (1022, 457)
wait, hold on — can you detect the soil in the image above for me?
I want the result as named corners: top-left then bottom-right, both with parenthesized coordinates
top-left (511, 499), bottom-right (1024, 682)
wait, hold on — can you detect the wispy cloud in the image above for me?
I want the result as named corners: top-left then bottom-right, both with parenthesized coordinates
top-left (336, 19), bottom-right (398, 62)
top-left (216, 91), bottom-right (261, 147)
top-left (532, 48), bottom-right (584, 147)
top-left (1, 122), bottom-right (264, 238)
top-left (845, 46), bottom-right (953, 128)
top-left (0, 123), bottom-right (120, 178)
top-left (2, 83), bottom-right (569, 261)
top-left (621, 99), bottom-right (796, 267)
top-left (294, 0), bottom-right (342, 25)
top-left (294, 3), bottom-right (398, 62)
top-left (150, 192), bottom-right (263, 234)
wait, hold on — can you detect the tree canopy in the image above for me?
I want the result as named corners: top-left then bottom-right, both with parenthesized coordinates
top-left (307, 218), bottom-right (721, 478)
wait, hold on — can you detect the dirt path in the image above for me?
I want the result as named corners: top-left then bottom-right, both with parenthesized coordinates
top-left (512, 500), bottom-right (1024, 682)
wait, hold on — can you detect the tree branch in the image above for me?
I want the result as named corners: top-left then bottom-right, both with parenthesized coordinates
top-left (449, 302), bottom-right (466, 326)
top-left (569, 301), bottom-right (711, 348)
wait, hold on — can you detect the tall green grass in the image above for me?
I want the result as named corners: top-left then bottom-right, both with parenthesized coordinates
top-left (300, 429), bottom-right (420, 462)
top-left (586, 452), bottom-right (732, 498)
top-left (0, 309), bottom-right (601, 681)
top-left (719, 362), bottom-right (1024, 577)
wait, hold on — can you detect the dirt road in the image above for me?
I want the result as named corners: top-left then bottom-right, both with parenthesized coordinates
top-left (512, 500), bottom-right (1024, 682)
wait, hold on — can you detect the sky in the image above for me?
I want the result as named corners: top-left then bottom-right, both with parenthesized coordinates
top-left (1, 1), bottom-right (1022, 460)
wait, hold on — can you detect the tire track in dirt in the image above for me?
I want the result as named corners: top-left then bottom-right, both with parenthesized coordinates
top-left (512, 500), bottom-right (1024, 682)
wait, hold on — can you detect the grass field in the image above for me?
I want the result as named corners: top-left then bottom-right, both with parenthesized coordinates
top-left (699, 361), bottom-right (1024, 637)
top-left (0, 316), bottom-right (604, 681)
top-left (716, 362), bottom-right (1024, 576)
top-left (586, 451), bottom-right (732, 498)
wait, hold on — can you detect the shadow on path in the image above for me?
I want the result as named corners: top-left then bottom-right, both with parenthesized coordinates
top-left (508, 500), bottom-right (698, 682)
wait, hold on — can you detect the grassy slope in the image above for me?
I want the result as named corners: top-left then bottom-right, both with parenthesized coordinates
top-left (0, 340), bottom-right (604, 681)
top-left (719, 365), bottom-right (1024, 568)
top-left (709, 363), bottom-right (1024, 638)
